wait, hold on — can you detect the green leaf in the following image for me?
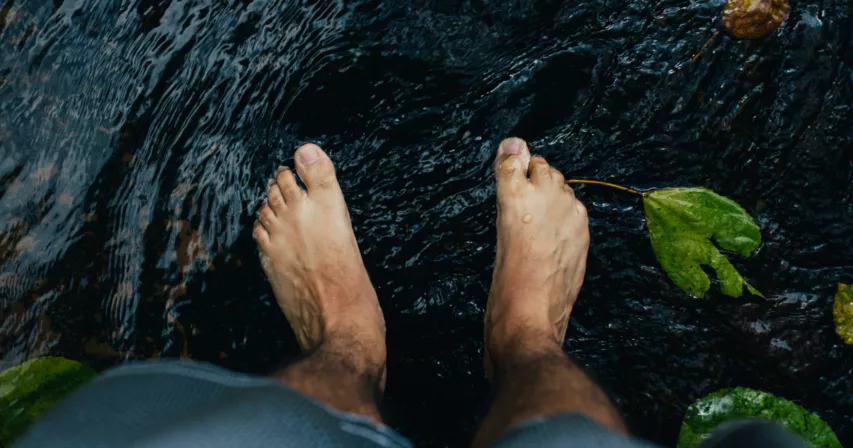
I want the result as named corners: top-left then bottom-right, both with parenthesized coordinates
top-left (677, 388), bottom-right (841, 448)
top-left (0, 357), bottom-right (96, 445)
top-left (642, 187), bottom-right (762, 298)
top-left (834, 283), bottom-right (853, 345)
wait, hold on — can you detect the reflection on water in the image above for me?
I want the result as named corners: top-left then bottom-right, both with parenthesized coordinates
top-left (0, 0), bottom-right (851, 446)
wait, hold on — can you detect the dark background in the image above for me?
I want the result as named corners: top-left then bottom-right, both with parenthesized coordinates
top-left (0, 0), bottom-right (851, 446)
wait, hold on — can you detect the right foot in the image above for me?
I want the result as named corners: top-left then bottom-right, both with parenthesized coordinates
top-left (484, 138), bottom-right (590, 376)
top-left (253, 144), bottom-right (386, 368)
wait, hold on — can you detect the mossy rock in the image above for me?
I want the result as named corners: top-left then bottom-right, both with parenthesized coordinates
top-left (677, 388), bottom-right (841, 447)
top-left (0, 357), bottom-right (96, 445)
top-left (834, 283), bottom-right (853, 344)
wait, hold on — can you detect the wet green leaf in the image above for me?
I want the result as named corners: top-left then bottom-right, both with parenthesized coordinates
top-left (677, 388), bottom-right (841, 448)
top-left (0, 357), bottom-right (96, 445)
top-left (643, 188), bottom-right (761, 298)
top-left (834, 283), bottom-right (853, 345)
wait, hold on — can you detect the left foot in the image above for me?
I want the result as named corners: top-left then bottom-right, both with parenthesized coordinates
top-left (253, 144), bottom-right (386, 368)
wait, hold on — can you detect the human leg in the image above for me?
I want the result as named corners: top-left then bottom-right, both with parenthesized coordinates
top-left (253, 143), bottom-right (387, 422)
top-left (474, 138), bottom-right (626, 448)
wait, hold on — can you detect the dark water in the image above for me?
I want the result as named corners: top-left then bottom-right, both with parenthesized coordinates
top-left (1, 0), bottom-right (852, 446)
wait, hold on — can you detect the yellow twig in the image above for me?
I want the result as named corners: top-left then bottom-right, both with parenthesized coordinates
top-left (566, 179), bottom-right (646, 196)
top-left (692, 31), bottom-right (720, 63)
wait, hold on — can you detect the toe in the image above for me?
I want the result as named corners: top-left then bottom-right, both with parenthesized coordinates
top-left (276, 167), bottom-right (304, 202)
top-left (550, 167), bottom-right (566, 186)
top-left (267, 182), bottom-right (287, 214)
top-left (258, 204), bottom-right (279, 230)
top-left (494, 137), bottom-right (532, 197)
top-left (253, 220), bottom-right (270, 246)
top-left (528, 156), bottom-right (552, 184)
top-left (294, 143), bottom-right (340, 194)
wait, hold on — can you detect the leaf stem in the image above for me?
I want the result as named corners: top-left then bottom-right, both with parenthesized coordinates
top-left (566, 179), bottom-right (647, 196)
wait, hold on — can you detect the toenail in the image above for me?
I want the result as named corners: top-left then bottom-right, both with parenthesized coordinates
top-left (297, 146), bottom-right (320, 165)
top-left (500, 138), bottom-right (524, 155)
top-left (277, 166), bottom-right (288, 173)
top-left (522, 214), bottom-right (533, 223)
top-left (268, 178), bottom-right (276, 186)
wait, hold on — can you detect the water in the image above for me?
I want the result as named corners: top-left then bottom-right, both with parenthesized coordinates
top-left (1, 0), bottom-right (851, 446)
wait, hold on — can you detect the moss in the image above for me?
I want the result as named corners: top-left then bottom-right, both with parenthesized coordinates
top-left (678, 388), bottom-right (841, 447)
top-left (0, 357), bottom-right (96, 445)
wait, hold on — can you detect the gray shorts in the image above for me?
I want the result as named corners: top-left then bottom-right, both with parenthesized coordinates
top-left (15, 360), bottom-right (808, 448)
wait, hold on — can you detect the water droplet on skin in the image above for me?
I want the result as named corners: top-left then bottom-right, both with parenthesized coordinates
top-left (522, 214), bottom-right (533, 223)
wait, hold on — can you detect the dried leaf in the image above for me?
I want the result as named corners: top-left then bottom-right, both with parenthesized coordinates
top-left (722, 0), bottom-right (789, 39)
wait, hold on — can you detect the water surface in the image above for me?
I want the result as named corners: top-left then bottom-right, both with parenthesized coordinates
top-left (1, 0), bottom-right (851, 446)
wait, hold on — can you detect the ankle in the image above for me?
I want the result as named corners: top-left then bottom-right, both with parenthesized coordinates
top-left (319, 328), bottom-right (387, 374)
top-left (276, 335), bottom-right (387, 420)
top-left (298, 289), bottom-right (385, 356)
top-left (486, 322), bottom-right (563, 375)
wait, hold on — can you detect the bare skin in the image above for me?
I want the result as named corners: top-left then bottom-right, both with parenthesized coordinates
top-left (253, 139), bottom-right (624, 443)
top-left (253, 143), bottom-right (386, 422)
top-left (474, 137), bottom-right (626, 447)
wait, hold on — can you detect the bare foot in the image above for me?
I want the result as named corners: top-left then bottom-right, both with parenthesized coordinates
top-left (476, 140), bottom-right (623, 445)
top-left (253, 144), bottom-right (385, 368)
top-left (484, 137), bottom-right (589, 376)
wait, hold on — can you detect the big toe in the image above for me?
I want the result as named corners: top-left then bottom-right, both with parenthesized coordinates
top-left (494, 137), bottom-right (531, 197)
top-left (294, 143), bottom-right (340, 196)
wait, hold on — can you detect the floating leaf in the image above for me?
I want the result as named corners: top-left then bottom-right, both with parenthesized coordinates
top-left (722, 0), bottom-right (790, 39)
top-left (834, 283), bottom-right (853, 344)
top-left (643, 187), bottom-right (761, 298)
top-left (0, 357), bottom-right (96, 445)
top-left (677, 388), bottom-right (841, 448)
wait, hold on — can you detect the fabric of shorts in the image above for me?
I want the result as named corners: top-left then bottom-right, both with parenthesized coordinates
top-left (15, 360), bottom-right (809, 448)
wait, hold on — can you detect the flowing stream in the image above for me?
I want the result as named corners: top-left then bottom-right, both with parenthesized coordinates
top-left (0, 0), bottom-right (851, 446)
